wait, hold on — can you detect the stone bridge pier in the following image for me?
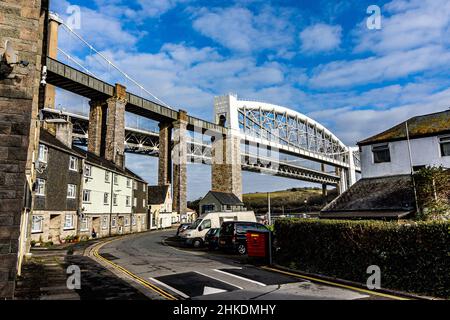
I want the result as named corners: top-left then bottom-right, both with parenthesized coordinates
top-left (87, 84), bottom-right (127, 168)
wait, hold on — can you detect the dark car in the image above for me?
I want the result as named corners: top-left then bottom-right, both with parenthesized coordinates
top-left (218, 221), bottom-right (270, 255)
top-left (204, 228), bottom-right (221, 250)
top-left (176, 223), bottom-right (192, 237)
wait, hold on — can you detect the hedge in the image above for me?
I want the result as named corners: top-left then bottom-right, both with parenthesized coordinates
top-left (274, 219), bottom-right (450, 298)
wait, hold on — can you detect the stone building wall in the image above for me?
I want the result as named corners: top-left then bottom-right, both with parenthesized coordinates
top-left (0, 0), bottom-right (47, 298)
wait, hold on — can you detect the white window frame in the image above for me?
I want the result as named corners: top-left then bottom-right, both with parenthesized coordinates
top-left (126, 196), bottom-right (131, 207)
top-left (142, 184), bottom-right (145, 192)
top-left (31, 215), bottom-right (43, 233)
top-left (125, 217), bottom-right (130, 226)
top-left (132, 215), bottom-right (136, 226)
top-left (36, 178), bottom-right (46, 196)
top-left (113, 193), bottom-right (118, 206)
top-left (113, 174), bottom-right (118, 185)
top-left (372, 143), bottom-right (391, 164)
top-left (126, 178), bottom-right (131, 188)
top-left (38, 144), bottom-right (48, 163)
top-left (64, 214), bottom-right (74, 230)
top-left (133, 197), bottom-right (137, 207)
top-left (105, 171), bottom-right (110, 183)
top-left (103, 192), bottom-right (109, 205)
top-left (111, 216), bottom-right (116, 228)
top-left (80, 217), bottom-right (89, 231)
top-left (102, 216), bottom-right (108, 230)
top-left (67, 184), bottom-right (77, 199)
top-left (143, 199), bottom-right (146, 207)
top-left (84, 164), bottom-right (92, 177)
top-left (69, 156), bottom-right (78, 171)
top-left (439, 136), bottom-right (450, 157)
top-left (82, 189), bottom-right (91, 203)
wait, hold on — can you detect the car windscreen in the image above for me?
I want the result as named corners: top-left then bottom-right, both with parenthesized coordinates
top-left (189, 219), bottom-right (202, 229)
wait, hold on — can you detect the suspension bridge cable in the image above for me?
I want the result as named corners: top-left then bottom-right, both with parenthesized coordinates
top-left (59, 22), bottom-right (172, 109)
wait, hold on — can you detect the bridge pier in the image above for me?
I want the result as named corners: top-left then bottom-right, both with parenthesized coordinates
top-left (88, 100), bottom-right (106, 157)
top-left (158, 121), bottom-right (172, 186)
top-left (211, 131), bottom-right (243, 200)
top-left (172, 111), bottom-right (188, 216)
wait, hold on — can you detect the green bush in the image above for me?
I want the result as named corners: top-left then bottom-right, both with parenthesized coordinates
top-left (274, 219), bottom-right (450, 298)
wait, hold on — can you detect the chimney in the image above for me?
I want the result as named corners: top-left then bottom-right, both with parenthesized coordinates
top-left (46, 119), bottom-right (73, 148)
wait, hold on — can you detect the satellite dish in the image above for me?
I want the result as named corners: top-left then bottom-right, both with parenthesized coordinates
top-left (4, 41), bottom-right (18, 65)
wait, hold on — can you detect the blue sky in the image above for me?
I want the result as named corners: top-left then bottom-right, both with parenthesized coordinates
top-left (51, 0), bottom-right (450, 200)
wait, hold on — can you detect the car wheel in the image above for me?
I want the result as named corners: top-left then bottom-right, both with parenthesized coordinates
top-left (193, 239), bottom-right (203, 248)
top-left (237, 244), bottom-right (247, 255)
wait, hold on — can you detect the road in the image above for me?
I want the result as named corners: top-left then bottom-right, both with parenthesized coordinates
top-left (95, 229), bottom-right (400, 300)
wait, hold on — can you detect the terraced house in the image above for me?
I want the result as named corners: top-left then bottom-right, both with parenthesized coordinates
top-left (30, 123), bottom-right (148, 245)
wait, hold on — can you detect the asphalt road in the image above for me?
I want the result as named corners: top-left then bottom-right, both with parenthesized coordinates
top-left (98, 229), bottom-right (394, 300)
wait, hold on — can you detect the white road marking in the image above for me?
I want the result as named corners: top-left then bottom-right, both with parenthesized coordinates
top-left (148, 277), bottom-right (190, 299)
top-left (203, 286), bottom-right (227, 296)
top-left (213, 269), bottom-right (267, 287)
top-left (194, 271), bottom-right (244, 290)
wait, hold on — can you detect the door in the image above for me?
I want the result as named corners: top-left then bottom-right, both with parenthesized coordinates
top-left (49, 214), bottom-right (61, 243)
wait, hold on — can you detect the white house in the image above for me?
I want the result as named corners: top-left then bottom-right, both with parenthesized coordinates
top-left (358, 110), bottom-right (450, 178)
top-left (75, 147), bottom-right (148, 238)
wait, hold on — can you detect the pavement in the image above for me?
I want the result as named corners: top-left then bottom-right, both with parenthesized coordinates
top-left (15, 239), bottom-right (149, 300)
top-left (95, 229), bottom-right (402, 300)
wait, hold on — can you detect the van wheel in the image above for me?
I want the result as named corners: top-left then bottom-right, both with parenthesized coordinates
top-left (237, 244), bottom-right (247, 255)
top-left (193, 239), bottom-right (203, 248)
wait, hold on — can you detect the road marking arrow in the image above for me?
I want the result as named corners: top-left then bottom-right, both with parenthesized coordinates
top-left (203, 286), bottom-right (227, 296)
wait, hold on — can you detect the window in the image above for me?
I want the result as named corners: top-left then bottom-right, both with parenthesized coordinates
top-left (143, 184), bottom-right (146, 192)
top-left (132, 215), bottom-right (136, 226)
top-left (69, 156), bottom-right (78, 171)
top-left (105, 171), bottom-right (110, 183)
top-left (64, 214), bottom-right (74, 229)
top-left (372, 144), bottom-right (391, 163)
top-left (111, 216), bottom-right (116, 228)
top-left (126, 196), bottom-right (131, 207)
top-left (133, 197), bottom-right (137, 207)
top-left (141, 216), bottom-right (145, 226)
top-left (200, 219), bottom-right (211, 230)
top-left (125, 217), bottom-right (130, 226)
top-left (113, 193), bottom-right (118, 206)
top-left (84, 164), bottom-right (92, 177)
top-left (82, 190), bottom-right (91, 203)
top-left (38, 144), bottom-right (48, 163)
top-left (143, 199), bottom-right (146, 207)
top-left (202, 204), bottom-right (214, 213)
top-left (67, 184), bottom-right (76, 199)
top-left (31, 215), bottom-right (43, 233)
top-left (126, 178), bottom-right (131, 188)
top-left (102, 216), bottom-right (108, 229)
top-left (80, 218), bottom-right (88, 231)
top-left (36, 178), bottom-right (46, 196)
top-left (133, 181), bottom-right (137, 190)
top-left (113, 174), bottom-right (118, 185)
top-left (103, 192), bottom-right (109, 205)
top-left (440, 136), bottom-right (450, 157)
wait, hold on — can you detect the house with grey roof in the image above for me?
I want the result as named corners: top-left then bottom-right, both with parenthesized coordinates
top-left (321, 110), bottom-right (450, 220)
top-left (199, 191), bottom-right (246, 215)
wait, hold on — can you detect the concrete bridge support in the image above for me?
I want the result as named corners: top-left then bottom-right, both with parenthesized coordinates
top-left (0, 0), bottom-right (47, 298)
top-left (172, 111), bottom-right (188, 216)
top-left (211, 131), bottom-right (243, 200)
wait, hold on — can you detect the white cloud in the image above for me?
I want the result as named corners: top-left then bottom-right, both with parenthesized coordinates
top-left (300, 23), bottom-right (342, 54)
top-left (192, 6), bottom-right (294, 53)
top-left (309, 45), bottom-right (450, 88)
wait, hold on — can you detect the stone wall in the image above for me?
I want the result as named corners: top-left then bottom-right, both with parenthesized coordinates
top-left (0, 0), bottom-right (47, 298)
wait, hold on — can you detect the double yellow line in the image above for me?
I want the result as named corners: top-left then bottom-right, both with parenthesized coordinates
top-left (261, 266), bottom-right (410, 300)
top-left (91, 238), bottom-right (178, 300)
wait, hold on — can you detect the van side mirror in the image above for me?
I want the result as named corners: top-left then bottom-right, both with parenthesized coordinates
top-left (198, 226), bottom-right (203, 231)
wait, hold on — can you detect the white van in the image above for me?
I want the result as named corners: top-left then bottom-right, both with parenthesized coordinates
top-left (180, 211), bottom-right (256, 248)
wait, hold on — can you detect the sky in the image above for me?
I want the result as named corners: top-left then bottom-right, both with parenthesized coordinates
top-left (50, 0), bottom-right (450, 200)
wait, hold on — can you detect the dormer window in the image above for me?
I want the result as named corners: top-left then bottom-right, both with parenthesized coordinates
top-left (372, 144), bottom-right (391, 163)
top-left (439, 136), bottom-right (450, 157)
